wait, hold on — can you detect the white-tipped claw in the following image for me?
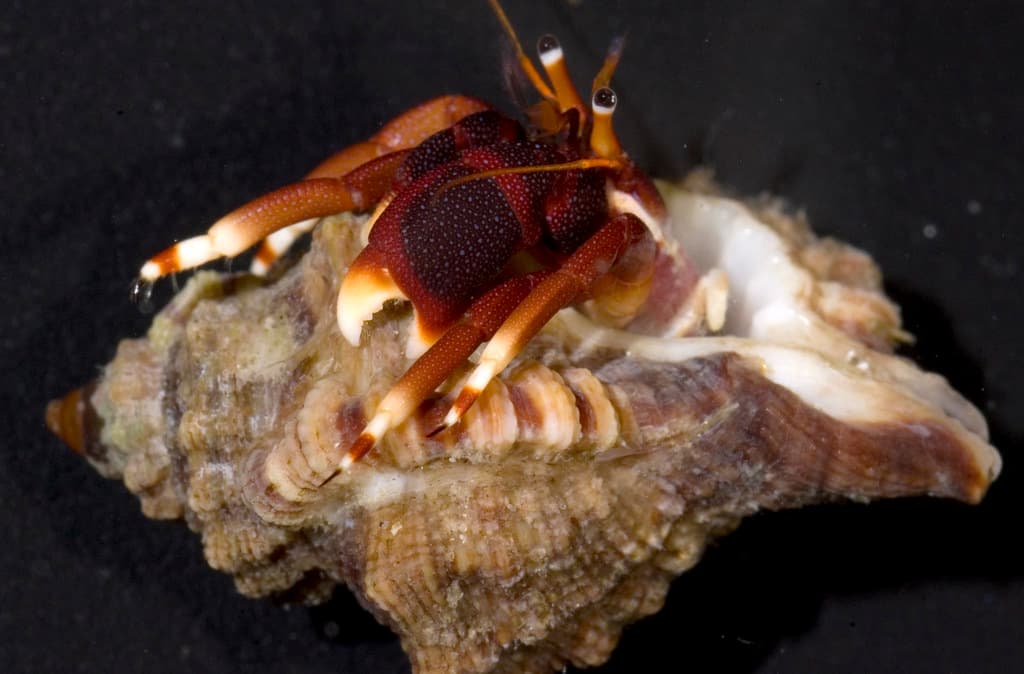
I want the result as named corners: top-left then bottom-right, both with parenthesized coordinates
top-left (336, 264), bottom-right (404, 346)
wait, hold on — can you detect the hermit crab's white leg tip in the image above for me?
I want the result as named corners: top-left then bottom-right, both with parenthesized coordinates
top-left (249, 218), bottom-right (320, 275)
top-left (440, 359), bottom-right (499, 429)
top-left (361, 412), bottom-right (393, 447)
top-left (441, 407), bottom-right (462, 430)
top-left (140, 234), bottom-right (220, 280)
top-left (176, 235), bottom-right (218, 268)
top-left (465, 360), bottom-right (499, 399)
top-left (249, 257), bottom-right (271, 277)
top-left (139, 261), bottom-right (162, 282)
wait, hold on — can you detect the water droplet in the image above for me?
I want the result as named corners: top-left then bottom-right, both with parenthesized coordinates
top-left (129, 278), bottom-right (155, 314)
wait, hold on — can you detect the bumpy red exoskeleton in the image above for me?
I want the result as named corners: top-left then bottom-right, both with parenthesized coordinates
top-left (135, 0), bottom-right (667, 477)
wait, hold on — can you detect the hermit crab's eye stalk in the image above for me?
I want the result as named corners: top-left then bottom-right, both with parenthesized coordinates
top-left (536, 34), bottom-right (584, 115)
top-left (590, 86), bottom-right (622, 159)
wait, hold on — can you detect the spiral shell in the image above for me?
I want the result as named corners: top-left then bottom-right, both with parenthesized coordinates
top-left (47, 181), bottom-right (1000, 674)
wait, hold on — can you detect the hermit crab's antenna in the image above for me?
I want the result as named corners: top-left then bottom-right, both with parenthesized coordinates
top-left (437, 157), bottom-right (624, 195)
top-left (487, 0), bottom-right (590, 120)
top-left (591, 35), bottom-right (625, 94)
top-left (487, 0), bottom-right (626, 158)
top-left (487, 0), bottom-right (558, 104)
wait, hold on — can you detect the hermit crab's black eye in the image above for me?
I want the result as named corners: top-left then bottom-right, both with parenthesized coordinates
top-left (592, 86), bottom-right (617, 113)
top-left (537, 34), bottom-right (560, 57)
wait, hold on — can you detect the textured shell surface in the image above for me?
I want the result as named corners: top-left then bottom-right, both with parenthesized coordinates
top-left (18, 2), bottom-right (1019, 674)
top-left (54, 172), bottom-right (999, 673)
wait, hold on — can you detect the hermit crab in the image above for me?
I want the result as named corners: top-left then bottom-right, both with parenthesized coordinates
top-left (130, 0), bottom-right (667, 477)
top-left (44, 2), bottom-right (1000, 674)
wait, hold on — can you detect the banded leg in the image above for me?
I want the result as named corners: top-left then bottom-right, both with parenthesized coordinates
top-left (436, 213), bottom-right (655, 432)
top-left (137, 150), bottom-right (410, 283)
top-left (251, 95), bottom-right (491, 274)
top-left (324, 273), bottom-right (547, 480)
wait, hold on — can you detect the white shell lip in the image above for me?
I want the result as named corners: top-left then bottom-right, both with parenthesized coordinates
top-left (558, 185), bottom-right (1001, 485)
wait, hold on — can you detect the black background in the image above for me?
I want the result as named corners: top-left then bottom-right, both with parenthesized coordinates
top-left (2, 1), bottom-right (1022, 672)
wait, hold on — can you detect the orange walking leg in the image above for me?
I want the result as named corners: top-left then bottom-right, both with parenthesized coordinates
top-left (250, 95), bottom-right (491, 273)
top-left (136, 149), bottom-right (410, 283)
top-left (322, 272), bottom-right (547, 480)
top-left (436, 213), bottom-right (655, 432)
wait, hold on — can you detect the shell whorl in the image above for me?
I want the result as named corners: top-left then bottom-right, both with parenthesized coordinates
top-left (251, 358), bottom-right (629, 525)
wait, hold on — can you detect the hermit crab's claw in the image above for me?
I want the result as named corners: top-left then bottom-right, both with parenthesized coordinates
top-left (321, 274), bottom-right (545, 484)
top-left (336, 246), bottom-right (406, 346)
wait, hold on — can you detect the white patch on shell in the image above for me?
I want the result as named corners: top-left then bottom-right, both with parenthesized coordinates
top-left (358, 469), bottom-right (413, 509)
top-left (195, 462), bottom-right (235, 482)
